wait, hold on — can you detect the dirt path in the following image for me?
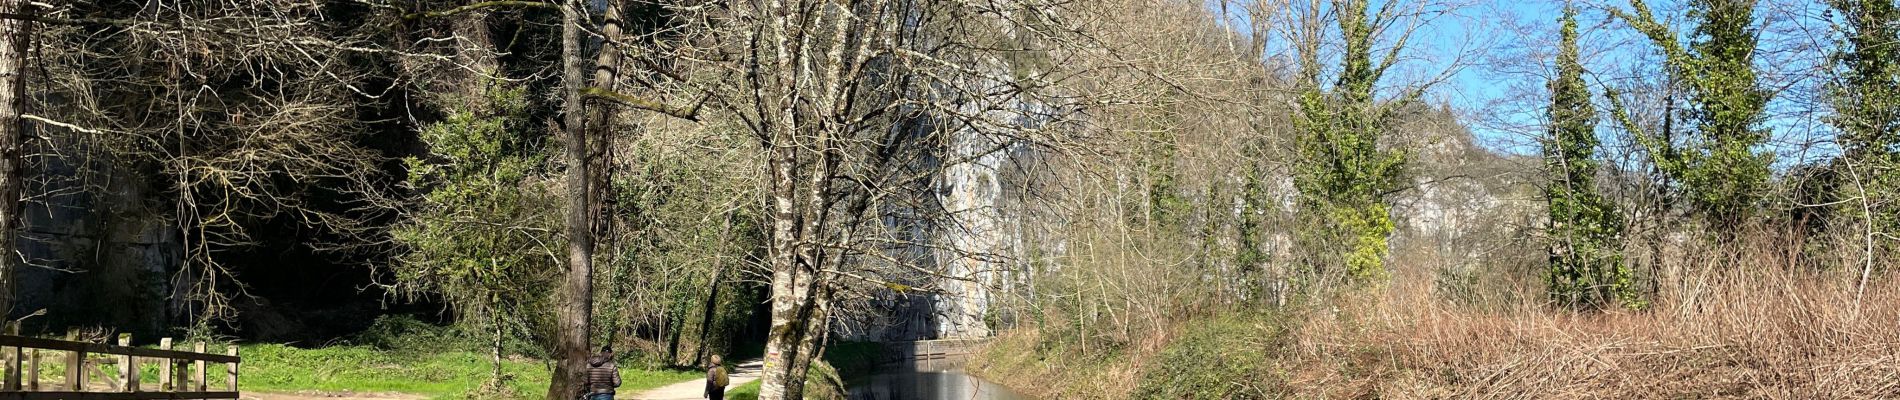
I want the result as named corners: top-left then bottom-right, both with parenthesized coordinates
top-left (622, 358), bottom-right (762, 400)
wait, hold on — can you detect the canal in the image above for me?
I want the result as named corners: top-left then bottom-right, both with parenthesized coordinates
top-left (845, 358), bottom-right (1031, 400)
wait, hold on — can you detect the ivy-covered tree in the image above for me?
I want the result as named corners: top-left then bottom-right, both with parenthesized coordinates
top-left (1544, 6), bottom-right (1637, 309)
top-left (1291, 0), bottom-right (1412, 282)
top-left (1825, 0), bottom-right (1900, 254)
top-left (1611, 0), bottom-right (1773, 230)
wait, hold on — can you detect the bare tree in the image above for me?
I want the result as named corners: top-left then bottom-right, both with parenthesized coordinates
top-left (0, 0), bottom-right (28, 319)
top-left (628, 0), bottom-right (1249, 395)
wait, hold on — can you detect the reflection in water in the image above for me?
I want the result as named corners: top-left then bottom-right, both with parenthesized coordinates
top-left (847, 358), bottom-right (1030, 400)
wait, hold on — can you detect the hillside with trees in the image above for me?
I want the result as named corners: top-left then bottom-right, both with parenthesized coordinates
top-left (0, 0), bottom-right (1894, 399)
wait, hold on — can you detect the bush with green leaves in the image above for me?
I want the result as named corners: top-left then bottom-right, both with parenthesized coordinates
top-left (389, 82), bottom-right (563, 366)
top-left (1131, 313), bottom-right (1286, 399)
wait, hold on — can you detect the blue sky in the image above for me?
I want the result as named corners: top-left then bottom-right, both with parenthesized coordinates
top-left (1206, 0), bottom-right (1847, 164)
top-left (1442, 0), bottom-right (1844, 164)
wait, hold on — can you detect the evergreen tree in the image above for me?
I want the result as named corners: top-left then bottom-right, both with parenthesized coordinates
top-left (1826, 0), bottom-right (1900, 251)
top-left (1612, 0), bottom-right (1773, 230)
top-left (391, 84), bottom-right (563, 383)
top-left (1544, 6), bottom-right (1637, 309)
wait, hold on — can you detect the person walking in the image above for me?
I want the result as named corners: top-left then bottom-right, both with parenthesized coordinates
top-left (584, 346), bottom-right (622, 400)
top-left (704, 355), bottom-right (729, 400)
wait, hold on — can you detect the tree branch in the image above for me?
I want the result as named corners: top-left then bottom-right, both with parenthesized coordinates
top-left (582, 87), bottom-right (706, 121)
top-left (403, 1), bottom-right (557, 21)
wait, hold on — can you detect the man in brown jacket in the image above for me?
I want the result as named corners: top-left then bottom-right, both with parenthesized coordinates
top-left (585, 346), bottom-right (622, 400)
top-left (704, 355), bottom-right (728, 400)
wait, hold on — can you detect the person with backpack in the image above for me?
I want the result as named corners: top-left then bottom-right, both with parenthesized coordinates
top-left (704, 355), bottom-right (729, 400)
top-left (584, 345), bottom-right (622, 400)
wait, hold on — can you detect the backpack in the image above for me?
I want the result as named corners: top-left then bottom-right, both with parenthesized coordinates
top-left (710, 366), bottom-right (729, 387)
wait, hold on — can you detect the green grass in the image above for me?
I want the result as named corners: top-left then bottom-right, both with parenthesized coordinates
top-left (695, 341), bottom-right (876, 400)
top-left (15, 317), bottom-right (699, 399)
top-left (238, 344), bottom-right (700, 399)
top-left (725, 380), bottom-right (763, 400)
top-left (1128, 313), bottom-right (1288, 399)
top-left (721, 360), bottom-right (843, 400)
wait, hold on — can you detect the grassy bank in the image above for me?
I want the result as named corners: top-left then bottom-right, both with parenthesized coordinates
top-left (720, 342), bottom-right (878, 400)
top-left (967, 313), bottom-right (1289, 399)
top-left (725, 380), bottom-right (763, 400)
top-left (22, 342), bottom-right (697, 400)
top-left (239, 337), bottom-right (862, 400)
top-left (722, 360), bottom-right (843, 400)
top-left (241, 344), bottom-right (701, 399)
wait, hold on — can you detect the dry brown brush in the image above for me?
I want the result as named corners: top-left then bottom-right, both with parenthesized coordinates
top-left (1283, 231), bottom-right (1900, 399)
top-left (975, 223), bottom-right (1900, 399)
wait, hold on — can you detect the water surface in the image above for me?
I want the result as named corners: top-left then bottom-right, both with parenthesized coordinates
top-left (846, 358), bottom-right (1030, 400)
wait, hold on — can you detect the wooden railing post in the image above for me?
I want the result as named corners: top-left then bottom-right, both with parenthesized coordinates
top-left (0, 334), bottom-right (242, 399)
top-left (192, 341), bottom-right (206, 392)
top-left (25, 348), bottom-right (37, 391)
top-left (3, 322), bottom-right (18, 392)
top-left (119, 334), bottom-right (138, 392)
top-left (223, 346), bottom-right (237, 392)
top-left (158, 338), bottom-right (173, 392)
top-left (63, 348), bottom-right (81, 391)
top-left (4, 343), bottom-right (19, 391)
top-left (2, 322), bottom-right (14, 391)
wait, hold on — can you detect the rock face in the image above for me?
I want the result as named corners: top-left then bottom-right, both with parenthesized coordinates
top-left (923, 124), bottom-right (1033, 340)
top-left (12, 135), bottom-right (179, 336)
top-left (841, 126), bottom-right (1036, 341)
top-left (836, 44), bottom-right (1050, 341)
top-left (1385, 107), bottom-right (1541, 283)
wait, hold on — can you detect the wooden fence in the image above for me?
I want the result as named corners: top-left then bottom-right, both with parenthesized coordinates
top-left (0, 335), bottom-right (240, 400)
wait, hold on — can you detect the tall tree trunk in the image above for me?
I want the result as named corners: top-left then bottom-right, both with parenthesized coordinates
top-left (592, 0), bottom-right (631, 362)
top-left (780, 287), bottom-right (830, 396)
top-left (664, 307), bottom-right (682, 364)
top-left (758, 149), bottom-right (807, 400)
top-left (588, 1), bottom-right (623, 252)
top-left (758, 1), bottom-right (862, 395)
top-left (690, 213), bottom-right (733, 367)
top-left (0, 0), bottom-right (31, 319)
top-left (758, 106), bottom-right (824, 399)
top-left (756, 0), bottom-right (807, 390)
top-left (547, 1), bottom-right (595, 399)
top-left (762, 137), bottom-right (837, 399)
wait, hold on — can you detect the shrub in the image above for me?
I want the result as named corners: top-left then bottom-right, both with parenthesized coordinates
top-left (1130, 314), bottom-right (1287, 399)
